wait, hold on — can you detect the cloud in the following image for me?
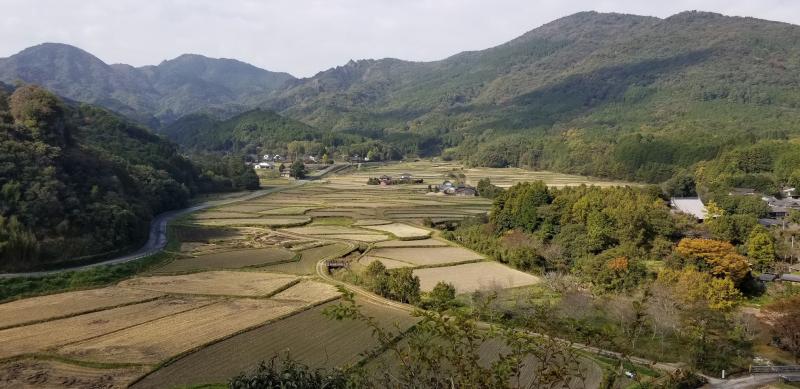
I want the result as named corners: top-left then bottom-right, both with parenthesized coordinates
top-left (1, 0), bottom-right (798, 77)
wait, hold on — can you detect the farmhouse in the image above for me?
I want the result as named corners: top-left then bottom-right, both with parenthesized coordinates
top-left (254, 162), bottom-right (274, 170)
top-left (762, 196), bottom-right (800, 218)
top-left (670, 197), bottom-right (708, 221)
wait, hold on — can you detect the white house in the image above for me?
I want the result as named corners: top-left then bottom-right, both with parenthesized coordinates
top-left (254, 162), bottom-right (274, 170)
top-left (670, 197), bottom-right (708, 221)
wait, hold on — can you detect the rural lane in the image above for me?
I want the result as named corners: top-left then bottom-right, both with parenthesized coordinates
top-left (0, 162), bottom-right (348, 279)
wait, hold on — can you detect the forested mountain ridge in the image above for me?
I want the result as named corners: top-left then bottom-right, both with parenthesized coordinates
top-left (0, 43), bottom-right (295, 127)
top-left (261, 11), bottom-right (800, 184)
top-left (0, 84), bottom-right (258, 271)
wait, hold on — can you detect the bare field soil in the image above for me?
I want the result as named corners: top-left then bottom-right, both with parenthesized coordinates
top-left (151, 247), bottom-right (296, 274)
top-left (352, 219), bottom-right (393, 226)
top-left (130, 298), bottom-right (418, 389)
top-left (0, 287), bottom-right (163, 329)
top-left (56, 298), bottom-right (310, 364)
top-left (362, 223), bottom-right (431, 239)
top-left (281, 225), bottom-right (382, 236)
top-left (172, 225), bottom-right (244, 242)
top-left (414, 262), bottom-right (540, 294)
top-left (360, 256), bottom-right (414, 269)
top-left (192, 211), bottom-right (258, 219)
top-left (368, 247), bottom-right (483, 267)
top-left (0, 297), bottom-right (212, 360)
top-left (192, 216), bottom-right (311, 227)
top-left (0, 358), bottom-right (149, 389)
top-left (119, 271), bottom-right (298, 297)
top-left (259, 206), bottom-right (317, 215)
top-left (373, 238), bottom-right (449, 248)
top-left (264, 243), bottom-right (352, 275)
top-left (270, 280), bottom-right (341, 304)
top-left (310, 234), bottom-right (389, 242)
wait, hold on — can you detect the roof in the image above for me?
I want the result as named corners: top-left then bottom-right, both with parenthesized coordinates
top-left (670, 198), bottom-right (708, 220)
top-left (780, 274), bottom-right (800, 283)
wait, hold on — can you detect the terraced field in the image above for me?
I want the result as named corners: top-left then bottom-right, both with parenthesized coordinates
top-left (0, 161), bottom-right (621, 387)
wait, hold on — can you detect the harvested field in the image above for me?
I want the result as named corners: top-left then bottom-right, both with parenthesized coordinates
top-left (352, 219), bottom-right (393, 226)
top-left (414, 262), bottom-right (540, 294)
top-left (57, 298), bottom-right (310, 364)
top-left (0, 358), bottom-right (149, 389)
top-left (151, 247), bottom-right (296, 274)
top-left (360, 256), bottom-right (413, 269)
top-left (211, 204), bottom-right (283, 213)
top-left (264, 243), bottom-right (352, 275)
top-left (374, 238), bottom-right (448, 248)
top-left (281, 225), bottom-right (382, 236)
top-left (0, 287), bottom-right (163, 330)
top-left (130, 298), bottom-right (418, 389)
top-left (368, 247), bottom-right (483, 267)
top-left (0, 297), bottom-right (212, 360)
top-left (259, 206), bottom-right (317, 215)
top-left (270, 280), bottom-right (341, 304)
top-left (172, 225), bottom-right (243, 242)
top-left (362, 223), bottom-right (431, 239)
top-left (311, 234), bottom-right (388, 242)
top-left (192, 216), bottom-right (310, 227)
top-left (119, 271), bottom-right (298, 297)
top-left (193, 211), bottom-right (257, 219)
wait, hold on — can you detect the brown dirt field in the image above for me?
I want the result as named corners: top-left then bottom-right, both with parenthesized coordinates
top-left (368, 246), bottom-right (483, 267)
top-left (362, 223), bottom-right (431, 239)
top-left (0, 358), bottom-right (149, 389)
top-left (192, 217), bottom-right (311, 227)
top-left (130, 298), bottom-right (418, 389)
top-left (192, 211), bottom-right (258, 219)
top-left (150, 247), bottom-right (296, 274)
top-left (263, 243), bottom-right (352, 275)
top-left (280, 225), bottom-right (381, 236)
top-left (118, 271), bottom-right (298, 297)
top-left (172, 225), bottom-right (243, 242)
top-left (0, 297), bottom-right (212, 360)
top-left (310, 234), bottom-right (388, 242)
top-left (360, 256), bottom-right (414, 269)
top-left (57, 298), bottom-right (310, 364)
top-left (270, 280), bottom-right (341, 304)
top-left (414, 262), bottom-right (540, 294)
top-left (373, 238), bottom-right (448, 248)
top-left (259, 206), bottom-right (317, 215)
top-left (352, 219), bottom-right (393, 226)
top-left (0, 287), bottom-right (164, 330)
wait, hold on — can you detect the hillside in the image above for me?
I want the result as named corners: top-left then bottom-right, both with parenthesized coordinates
top-left (262, 11), bottom-right (800, 183)
top-left (0, 85), bottom-right (259, 271)
top-left (0, 43), bottom-right (295, 127)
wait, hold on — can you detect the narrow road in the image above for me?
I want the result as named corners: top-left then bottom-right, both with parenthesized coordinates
top-left (314, 257), bottom-right (787, 388)
top-left (0, 183), bottom-right (300, 278)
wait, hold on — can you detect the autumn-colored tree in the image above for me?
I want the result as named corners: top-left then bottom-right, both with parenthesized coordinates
top-left (764, 295), bottom-right (800, 362)
top-left (747, 225), bottom-right (775, 272)
top-left (676, 238), bottom-right (750, 285)
top-left (657, 267), bottom-right (742, 311)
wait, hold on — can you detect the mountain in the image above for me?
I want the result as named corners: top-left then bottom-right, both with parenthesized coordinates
top-left (0, 84), bottom-right (259, 271)
top-left (260, 11), bottom-right (800, 182)
top-left (0, 43), bottom-right (295, 127)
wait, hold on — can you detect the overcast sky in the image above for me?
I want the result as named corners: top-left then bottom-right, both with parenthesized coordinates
top-left (1, 0), bottom-right (798, 77)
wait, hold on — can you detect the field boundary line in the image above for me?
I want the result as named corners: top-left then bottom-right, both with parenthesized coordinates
top-left (0, 294), bottom-right (166, 331)
top-left (126, 295), bottom-right (344, 388)
top-left (4, 352), bottom-right (153, 370)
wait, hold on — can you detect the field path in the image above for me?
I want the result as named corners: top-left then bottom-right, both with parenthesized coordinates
top-left (0, 184), bottom-right (304, 278)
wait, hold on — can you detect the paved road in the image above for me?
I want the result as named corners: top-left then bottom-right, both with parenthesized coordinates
top-left (0, 185), bottom-right (299, 279)
top-left (314, 256), bottom-right (787, 388)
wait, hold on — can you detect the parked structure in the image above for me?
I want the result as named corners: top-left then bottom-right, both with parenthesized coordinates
top-left (670, 197), bottom-right (708, 221)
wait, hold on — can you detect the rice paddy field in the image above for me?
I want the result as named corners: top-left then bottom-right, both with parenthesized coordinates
top-left (0, 161), bottom-right (627, 387)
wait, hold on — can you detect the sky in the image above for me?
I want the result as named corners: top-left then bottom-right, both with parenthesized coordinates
top-left (1, 0), bottom-right (798, 77)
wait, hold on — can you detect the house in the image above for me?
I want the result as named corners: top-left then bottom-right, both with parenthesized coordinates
top-left (762, 196), bottom-right (800, 218)
top-left (452, 186), bottom-right (477, 197)
top-left (399, 173), bottom-right (412, 180)
top-left (438, 181), bottom-right (455, 191)
top-left (349, 154), bottom-right (361, 164)
top-left (670, 197), bottom-right (708, 221)
top-left (782, 187), bottom-right (799, 199)
top-left (254, 162), bottom-right (273, 170)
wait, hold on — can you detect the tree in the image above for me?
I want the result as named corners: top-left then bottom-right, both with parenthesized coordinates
top-left (747, 225), bottom-right (775, 272)
top-left (387, 268), bottom-right (420, 304)
top-left (426, 281), bottom-right (456, 311)
top-left (765, 295), bottom-right (800, 362)
top-left (8, 85), bottom-right (68, 145)
top-left (364, 260), bottom-right (390, 296)
top-left (676, 238), bottom-right (750, 285)
top-left (290, 160), bottom-right (307, 179)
